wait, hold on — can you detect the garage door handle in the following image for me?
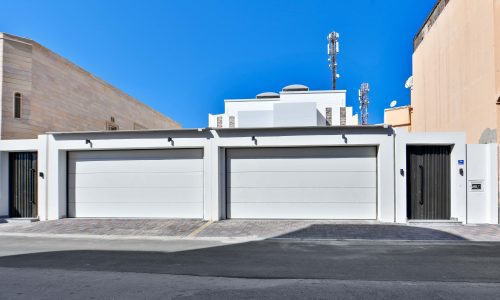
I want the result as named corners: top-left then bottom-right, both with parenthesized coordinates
top-left (419, 165), bottom-right (424, 205)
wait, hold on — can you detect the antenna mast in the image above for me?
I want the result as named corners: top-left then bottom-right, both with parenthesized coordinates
top-left (327, 32), bottom-right (340, 90)
top-left (359, 83), bottom-right (370, 125)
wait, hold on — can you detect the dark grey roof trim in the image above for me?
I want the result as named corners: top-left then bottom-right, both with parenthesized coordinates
top-left (49, 125), bottom-right (391, 136)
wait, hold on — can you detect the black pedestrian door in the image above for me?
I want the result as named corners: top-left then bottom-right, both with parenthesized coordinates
top-left (9, 152), bottom-right (38, 218)
top-left (407, 146), bottom-right (451, 220)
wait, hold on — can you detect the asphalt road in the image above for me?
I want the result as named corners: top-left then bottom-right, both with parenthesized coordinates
top-left (0, 236), bottom-right (500, 299)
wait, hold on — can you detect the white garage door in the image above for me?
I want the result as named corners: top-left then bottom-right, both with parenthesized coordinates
top-left (226, 147), bottom-right (377, 219)
top-left (68, 149), bottom-right (203, 218)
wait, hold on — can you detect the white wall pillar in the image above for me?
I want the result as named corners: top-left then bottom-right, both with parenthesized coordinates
top-left (208, 129), bottom-right (223, 221)
top-left (46, 135), bottom-right (67, 220)
top-left (202, 139), bottom-right (213, 221)
top-left (377, 134), bottom-right (396, 223)
top-left (37, 135), bottom-right (48, 220)
top-left (466, 143), bottom-right (499, 224)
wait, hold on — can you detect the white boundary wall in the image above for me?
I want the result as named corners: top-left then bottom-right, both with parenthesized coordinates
top-left (466, 144), bottom-right (499, 224)
top-left (1, 126), bottom-right (495, 224)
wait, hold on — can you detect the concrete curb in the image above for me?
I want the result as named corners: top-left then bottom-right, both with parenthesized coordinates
top-left (0, 232), bottom-right (261, 244)
top-left (1, 232), bottom-right (499, 244)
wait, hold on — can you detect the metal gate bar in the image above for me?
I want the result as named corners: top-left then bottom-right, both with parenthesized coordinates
top-left (9, 152), bottom-right (38, 218)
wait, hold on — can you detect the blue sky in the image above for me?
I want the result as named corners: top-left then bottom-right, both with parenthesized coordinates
top-left (0, 0), bottom-right (436, 127)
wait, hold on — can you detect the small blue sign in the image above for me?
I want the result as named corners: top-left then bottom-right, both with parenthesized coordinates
top-left (458, 160), bottom-right (464, 165)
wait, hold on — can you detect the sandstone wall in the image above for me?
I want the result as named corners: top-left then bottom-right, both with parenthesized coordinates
top-left (1, 33), bottom-right (179, 140)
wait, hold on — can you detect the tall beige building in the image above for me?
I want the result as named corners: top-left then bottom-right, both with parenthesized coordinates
top-left (0, 33), bottom-right (179, 139)
top-left (410, 0), bottom-right (500, 144)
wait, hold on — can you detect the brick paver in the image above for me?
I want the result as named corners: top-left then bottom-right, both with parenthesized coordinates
top-left (0, 219), bottom-right (500, 241)
top-left (0, 219), bottom-right (207, 238)
top-left (197, 220), bottom-right (470, 240)
top-left (196, 220), bottom-right (500, 241)
top-left (420, 224), bottom-right (500, 242)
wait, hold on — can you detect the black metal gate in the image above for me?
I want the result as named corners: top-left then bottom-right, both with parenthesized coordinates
top-left (406, 146), bottom-right (451, 220)
top-left (9, 152), bottom-right (38, 218)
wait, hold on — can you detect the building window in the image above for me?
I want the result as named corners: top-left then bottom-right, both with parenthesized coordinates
top-left (340, 107), bottom-right (346, 126)
top-left (325, 107), bottom-right (332, 126)
top-left (106, 122), bottom-right (119, 131)
top-left (106, 116), bottom-right (119, 131)
top-left (14, 92), bottom-right (22, 119)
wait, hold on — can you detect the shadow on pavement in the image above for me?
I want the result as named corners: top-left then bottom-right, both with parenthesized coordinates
top-left (271, 224), bottom-right (466, 241)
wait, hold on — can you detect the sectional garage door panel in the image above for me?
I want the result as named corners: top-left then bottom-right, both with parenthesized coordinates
top-left (68, 149), bottom-right (203, 218)
top-left (228, 203), bottom-right (376, 219)
top-left (229, 188), bottom-right (376, 204)
top-left (226, 147), bottom-right (377, 220)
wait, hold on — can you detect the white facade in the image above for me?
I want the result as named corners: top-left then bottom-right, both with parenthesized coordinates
top-left (0, 126), bottom-right (497, 224)
top-left (209, 86), bottom-right (358, 128)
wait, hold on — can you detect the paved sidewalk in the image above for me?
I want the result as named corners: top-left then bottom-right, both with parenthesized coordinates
top-left (199, 220), bottom-right (500, 241)
top-left (1, 219), bottom-right (500, 241)
top-left (421, 224), bottom-right (500, 242)
top-left (0, 219), bottom-right (207, 238)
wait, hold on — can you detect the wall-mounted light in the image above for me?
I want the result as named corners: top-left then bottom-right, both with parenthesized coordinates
top-left (39, 172), bottom-right (45, 179)
top-left (251, 136), bottom-right (257, 145)
top-left (85, 139), bottom-right (93, 148)
top-left (167, 137), bottom-right (174, 146)
top-left (341, 134), bottom-right (348, 144)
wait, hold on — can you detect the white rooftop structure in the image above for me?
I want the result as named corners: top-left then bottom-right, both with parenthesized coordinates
top-left (209, 85), bottom-right (358, 128)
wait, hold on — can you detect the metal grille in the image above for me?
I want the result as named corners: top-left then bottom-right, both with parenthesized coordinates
top-left (326, 107), bottom-right (332, 126)
top-left (340, 107), bottom-right (346, 126)
top-left (406, 146), bottom-right (451, 220)
top-left (9, 152), bottom-right (38, 218)
top-left (106, 121), bottom-right (119, 131)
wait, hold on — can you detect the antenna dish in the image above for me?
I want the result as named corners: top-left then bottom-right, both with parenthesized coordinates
top-left (405, 76), bottom-right (414, 89)
top-left (390, 100), bottom-right (398, 108)
top-left (282, 84), bottom-right (309, 92)
top-left (256, 92), bottom-right (280, 99)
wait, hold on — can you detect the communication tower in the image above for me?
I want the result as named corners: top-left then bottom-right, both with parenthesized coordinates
top-left (327, 32), bottom-right (340, 90)
top-left (359, 83), bottom-right (370, 125)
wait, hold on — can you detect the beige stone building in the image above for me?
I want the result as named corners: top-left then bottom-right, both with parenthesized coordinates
top-left (384, 106), bottom-right (412, 131)
top-left (0, 33), bottom-right (179, 139)
top-left (409, 0), bottom-right (500, 144)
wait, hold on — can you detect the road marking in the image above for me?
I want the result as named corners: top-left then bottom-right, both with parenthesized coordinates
top-left (188, 221), bottom-right (214, 237)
